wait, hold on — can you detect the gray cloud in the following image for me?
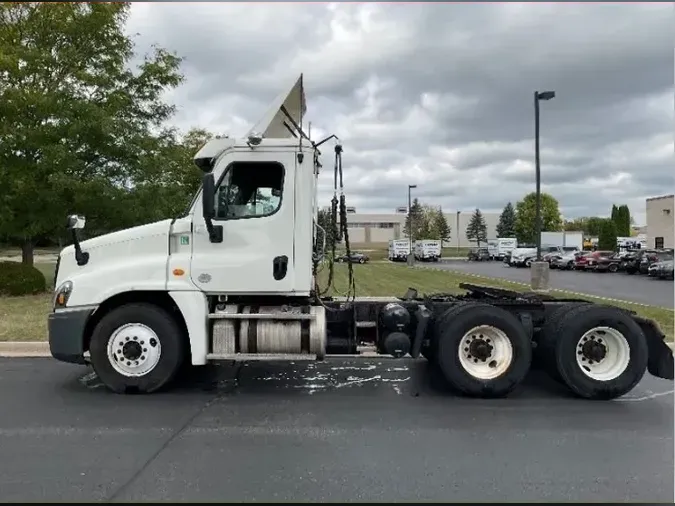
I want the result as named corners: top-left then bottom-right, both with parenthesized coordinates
top-left (126, 3), bottom-right (674, 224)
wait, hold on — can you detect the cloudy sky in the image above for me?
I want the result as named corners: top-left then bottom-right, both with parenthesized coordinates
top-left (126, 3), bottom-right (673, 225)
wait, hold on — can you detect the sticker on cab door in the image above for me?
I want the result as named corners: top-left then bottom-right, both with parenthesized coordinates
top-left (180, 236), bottom-right (190, 246)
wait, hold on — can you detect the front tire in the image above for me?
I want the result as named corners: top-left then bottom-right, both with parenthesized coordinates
top-left (89, 303), bottom-right (186, 394)
top-left (435, 303), bottom-right (532, 398)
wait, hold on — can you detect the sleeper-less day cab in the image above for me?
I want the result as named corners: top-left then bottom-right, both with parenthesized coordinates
top-left (48, 75), bottom-right (674, 399)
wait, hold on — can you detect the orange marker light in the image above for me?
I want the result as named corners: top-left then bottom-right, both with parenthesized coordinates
top-left (57, 293), bottom-right (66, 306)
top-left (173, 268), bottom-right (185, 276)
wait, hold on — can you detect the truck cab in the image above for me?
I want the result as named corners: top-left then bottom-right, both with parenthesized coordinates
top-left (49, 75), bottom-right (329, 390)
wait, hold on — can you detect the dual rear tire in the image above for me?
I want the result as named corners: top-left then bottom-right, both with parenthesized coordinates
top-left (427, 301), bottom-right (649, 400)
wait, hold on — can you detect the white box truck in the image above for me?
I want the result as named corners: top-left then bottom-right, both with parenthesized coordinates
top-left (413, 240), bottom-right (441, 262)
top-left (540, 231), bottom-right (583, 251)
top-left (496, 238), bottom-right (517, 261)
top-left (486, 239), bottom-right (499, 260)
top-left (388, 239), bottom-right (410, 262)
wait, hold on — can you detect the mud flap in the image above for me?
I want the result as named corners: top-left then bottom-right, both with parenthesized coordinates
top-left (637, 317), bottom-right (674, 380)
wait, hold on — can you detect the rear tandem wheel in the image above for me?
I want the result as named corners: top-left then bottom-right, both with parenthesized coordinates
top-left (550, 304), bottom-right (649, 400)
top-left (434, 302), bottom-right (532, 398)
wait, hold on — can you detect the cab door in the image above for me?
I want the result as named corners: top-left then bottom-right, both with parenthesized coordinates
top-left (190, 150), bottom-right (296, 294)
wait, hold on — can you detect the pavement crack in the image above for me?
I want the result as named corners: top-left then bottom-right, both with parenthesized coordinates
top-left (105, 363), bottom-right (242, 502)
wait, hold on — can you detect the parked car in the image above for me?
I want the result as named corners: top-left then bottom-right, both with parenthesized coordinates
top-left (573, 252), bottom-right (593, 270)
top-left (336, 251), bottom-right (369, 264)
top-left (467, 248), bottom-right (491, 261)
top-left (639, 249), bottom-right (674, 274)
top-left (584, 251), bottom-right (617, 271)
top-left (509, 245), bottom-right (560, 267)
top-left (621, 249), bottom-right (656, 274)
top-left (551, 251), bottom-right (582, 270)
top-left (648, 258), bottom-right (674, 279)
top-left (591, 252), bottom-right (623, 273)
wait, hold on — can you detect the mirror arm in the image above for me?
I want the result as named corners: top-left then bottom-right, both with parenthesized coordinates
top-left (70, 228), bottom-right (89, 266)
top-left (204, 217), bottom-right (223, 243)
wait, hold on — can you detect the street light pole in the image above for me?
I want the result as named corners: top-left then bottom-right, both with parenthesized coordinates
top-left (408, 184), bottom-right (417, 266)
top-left (532, 90), bottom-right (555, 292)
top-left (456, 211), bottom-right (461, 254)
top-left (534, 90), bottom-right (555, 261)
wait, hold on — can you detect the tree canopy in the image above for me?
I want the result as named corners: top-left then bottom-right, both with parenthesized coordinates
top-left (0, 2), bottom-right (185, 263)
top-left (514, 192), bottom-right (563, 244)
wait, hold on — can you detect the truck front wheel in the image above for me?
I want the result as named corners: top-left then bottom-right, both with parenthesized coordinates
top-left (89, 303), bottom-right (186, 394)
top-left (435, 303), bottom-right (531, 398)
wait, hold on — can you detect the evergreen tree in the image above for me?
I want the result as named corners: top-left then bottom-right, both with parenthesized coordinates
top-left (610, 204), bottom-right (620, 233)
top-left (496, 202), bottom-right (516, 237)
top-left (404, 198), bottom-right (425, 240)
top-left (430, 207), bottom-right (452, 245)
top-left (466, 208), bottom-right (488, 246)
top-left (617, 205), bottom-right (631, 237)
top-left (598, 219), bottom-right (618, 250)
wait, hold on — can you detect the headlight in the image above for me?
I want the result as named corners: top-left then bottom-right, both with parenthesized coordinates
top-left (53, 281), bottom-right (73, 309)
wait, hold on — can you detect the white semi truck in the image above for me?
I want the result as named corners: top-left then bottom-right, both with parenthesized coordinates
top-left (48, 75), bottom-right (673, 399)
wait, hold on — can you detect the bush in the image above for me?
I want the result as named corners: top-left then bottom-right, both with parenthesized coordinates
top-left (0, 261), bottom-right (47, 296)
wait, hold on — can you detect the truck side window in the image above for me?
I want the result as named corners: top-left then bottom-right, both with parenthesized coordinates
top-left (214, 161), bottom-right (284, 220)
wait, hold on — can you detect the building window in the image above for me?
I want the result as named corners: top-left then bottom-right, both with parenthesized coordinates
top-left (655, 237), bottom-right (664, 249)
top-left (376, 223), bottom-right (394, 229)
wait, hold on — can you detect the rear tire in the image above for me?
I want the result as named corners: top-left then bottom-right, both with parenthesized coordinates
top-left (89, 303), bottom-right (186, 394)
top-left (435, 303), bottom-right (532, 398)
top-left (553, 305), bottom-right (648, 400)
top-left (608, 263), bottom-right (619, 273)
top-left (536, 302), bottom-right (591, 382)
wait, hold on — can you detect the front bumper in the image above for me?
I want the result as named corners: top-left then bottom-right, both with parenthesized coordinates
top-left (48, 307), bottom-right (95, 365)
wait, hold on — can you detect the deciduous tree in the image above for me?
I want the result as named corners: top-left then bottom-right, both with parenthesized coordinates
top-left (0, 2), bottom-right (184, 264)
top-left (514, 192), bottom-right (563, 244)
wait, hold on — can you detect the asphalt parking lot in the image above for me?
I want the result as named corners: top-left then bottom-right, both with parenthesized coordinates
top-left (433, 260), bottom-right (674, 308)
top-left (0, 357), bottom-right (672, 502)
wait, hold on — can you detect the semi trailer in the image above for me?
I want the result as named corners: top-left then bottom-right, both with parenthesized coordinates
top-left (48, 75), bottom-right (674, 400)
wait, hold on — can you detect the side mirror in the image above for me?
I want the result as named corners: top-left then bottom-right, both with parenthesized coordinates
top-left (65, 214), bottom-right (89, 266)
top-left (202, 173), bottom-right (215, 219)
top-left (66, 215), bottom-right (86, 230)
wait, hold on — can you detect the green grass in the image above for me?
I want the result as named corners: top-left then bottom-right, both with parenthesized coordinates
top-left (0, 261), bottom-right (672, 342)
top-left (317, 263), bottom-right (675, 341)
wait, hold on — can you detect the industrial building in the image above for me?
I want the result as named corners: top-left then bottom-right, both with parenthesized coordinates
top-left (331, 207), bottom-right (500, 248)
top-left (646, 194), bottom-right (674, 249)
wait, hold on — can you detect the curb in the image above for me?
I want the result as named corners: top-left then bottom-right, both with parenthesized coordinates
top-left (0, 340), bottom-right (673, 358)
top-left (0, 342), bottom-right (50, 357)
